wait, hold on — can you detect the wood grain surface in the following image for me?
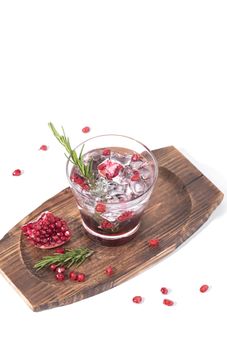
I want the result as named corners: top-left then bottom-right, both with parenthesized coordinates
top-left (0, 146), bottom-right (223, 311)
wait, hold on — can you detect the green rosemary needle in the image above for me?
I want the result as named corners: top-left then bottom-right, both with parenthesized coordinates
top-left (34, 248), bottom-right (94, 271)
top-left (48, 122), bottom-right (93, 179)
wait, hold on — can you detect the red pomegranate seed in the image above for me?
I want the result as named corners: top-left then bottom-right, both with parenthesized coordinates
top-left (102, 148), bottom-right (111, 156)
top-left (131, 154), bottom-right (140, 161)
top-left (82, 183), bottom-right (90, 191)
top-left (200, 284), bottom-right (209, 293)
top-left (50, 264), bottom-right (57, 271)
top-left (100, 220), bottom-right (113, 230)
top-left (117, 211), bottom-right (134, 222)
top-left (77, 273), bottom-right (85, 282)
top-left (55, 247), bottom-right (65, 254)
top-left (105, 266), bottom-right (113, 276)
top-left (12, 169), bottom-right (22, 176)
top-left (160, 287), bottom-right (168, 295)
top-left (132, 296), bottom-right (143, 304)
top-left (39, 145), bottom-right (48, 151)
top-left (56, 266), bottom-right (65, 273)
top-left (131, 171), bottom-right (140, 181)
top-left (82, 126), bottom-right (90, 133)
top-left (55, 272), bottom-right (65, 281)
top-left (148, 238), bottom-right (159, 247)
top-left (163, 299), bottom-right (174, 306)
top-left (95, 203), bottom-right (106, 213)
top-left (69, 271), bottom-right (78, 281)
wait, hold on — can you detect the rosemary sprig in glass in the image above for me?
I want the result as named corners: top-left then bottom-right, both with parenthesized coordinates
top-left (34, 248), bottom-right (94, 271)
top-left (48, 122), bottom-right (93, 179)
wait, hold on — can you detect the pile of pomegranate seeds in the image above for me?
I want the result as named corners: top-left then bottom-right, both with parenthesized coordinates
top-left (12, 169), bottom-right (22, 176)
top-left (82, 126), bottom-right (90, 133)
top-left (21, 211), bottom-right (71, 249)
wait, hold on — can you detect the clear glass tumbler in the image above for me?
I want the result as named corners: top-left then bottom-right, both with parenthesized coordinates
top-left (66, 134), bottom-right (158, 246)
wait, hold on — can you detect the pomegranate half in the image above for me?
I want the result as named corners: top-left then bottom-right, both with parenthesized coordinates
top-left (21, 211), bottom-right (71, 249)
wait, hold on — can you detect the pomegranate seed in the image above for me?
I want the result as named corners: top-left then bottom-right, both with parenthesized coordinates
top-left (160, 287), bottom-right (168, 295)
top-left (82, 183), bottom-right (90, 191)
top-left (102, 148), bottom-right (111, 156)
top-left (100, 220), bottom-right (113, 230)
top-left (50, 264), bottom-right (57, 271)
top-left (200, 284), bottom-right (209, 293)
top-left (56, 266), bottom-right (65, 273)
top-left (163, 299), bottom-right (174, 306)
top-left (82, 126), bottom-right (90, 133)
top-left (105, 266), bottom-right (113, 276)
top-left (95, 203), bottom-right (106, 213)
top-left (39, 145), bottom-right (48, 151)
top-left (132, 296), bottom-right (143, 304)
top-left (71, 175), bottom-right (85, 185)
top-left (131, 153), bottom-right (140, 161)
top-left (12, 169), bottom-right (22, 176)
top-left (69, 271), bottom-right (78, 281)
top-left (117, 211), bottom-right (134, 222)
top-left (77, 273), bottom-right (85, 282)
top-left (55, 272), bottom-right (65, 281)
top-left (55, 248), bottom-right (65, 254)
top-left (148, 239), bottom-right (159, 247)
top-left (131, 171), bottom-right (140, 181)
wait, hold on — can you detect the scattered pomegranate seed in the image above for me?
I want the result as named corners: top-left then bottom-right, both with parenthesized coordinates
top-left (160, 287), bottom-right (169, 295)
top-left (55, 272), bottom-right (65, 281)
top-left (131, 153), bottom-right (140, 161)
top-left (55, 247), bottom-right (65, 254)
top-left (50, 264), bottom-right (57, 271)
top-left (131, 171), bottom-right (140, 181)
top-left (117, 211), bottom-right (134, 222)
top-left (105, 266), bottom-right (113, 276)
top-left (71, 174), bottom-right (85, 185)
top-left (163, 299), bottom-right (174, 306)
top-left (132, 296), bottom-right (143, 304)
top-left (100, 220), bottom-right (113, 230)
top-left (102, 148), bottom-right (111, 156)
top-left (39, 145), bottom-right (48, 151)
top-left (95, 203), bottom-right (106, 213)
top-left (200, 284), bottom-right (209, 293)
top-left (56, 266), bottom-right (65, 274)
top-left (12, 169), bottom-right (22, 176)
top-left (77, 273), bottom-right (85, 282)
top-left (148, 238), bottom-right (159, 247)
top-left (82, 126), bottom-right (90, 133)
top-left (69, 271), bottom-right (78, 281)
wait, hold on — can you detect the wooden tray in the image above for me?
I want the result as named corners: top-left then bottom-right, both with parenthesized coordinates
top-left (0, 146), bottom-right (223, 311)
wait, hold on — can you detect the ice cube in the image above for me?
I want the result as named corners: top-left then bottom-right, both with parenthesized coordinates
top-left (130, 179), bottom-right (146, 195)
top-left (139, 166), bottom-right (152, 180)
top-left (111, 152), bottom-right (132, 166)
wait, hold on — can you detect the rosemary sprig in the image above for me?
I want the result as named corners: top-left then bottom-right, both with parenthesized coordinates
top-left (48, 122), bottom-right (93, 179)
top-left (34, 247), bottom-right (94, 271)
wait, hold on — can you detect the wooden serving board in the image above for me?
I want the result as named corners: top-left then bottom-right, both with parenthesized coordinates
top-left (0, 146), bottom-right (223, 311)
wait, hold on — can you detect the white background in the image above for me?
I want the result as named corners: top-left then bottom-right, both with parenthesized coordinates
top-left (0, 1), bottom-right (226, 349)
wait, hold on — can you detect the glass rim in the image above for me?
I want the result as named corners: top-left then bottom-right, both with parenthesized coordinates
top-left (66, 133), bottom-right (159, 205)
